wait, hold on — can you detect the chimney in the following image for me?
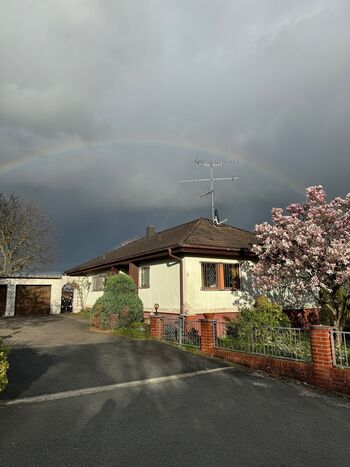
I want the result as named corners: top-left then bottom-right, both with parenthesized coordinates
top-left (146, 225), bottom-right (155, 237)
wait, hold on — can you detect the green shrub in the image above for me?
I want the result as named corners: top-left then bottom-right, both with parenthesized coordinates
top-left (0, 340), bottom-right (10, 393)
top-left (92, 274), bottom-right (144, 329)
top-left (217, 298), bottom-right (312, 359)
top-left (228, 296), bottom-right (290, 339)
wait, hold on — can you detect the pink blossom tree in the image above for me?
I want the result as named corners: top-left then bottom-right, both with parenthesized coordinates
top-left (253, 186), bottom-right (350, 331)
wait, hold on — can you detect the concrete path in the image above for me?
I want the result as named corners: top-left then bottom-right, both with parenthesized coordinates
top-left (0, 314), bottom-right (117, 348)
top-left (0, 315), bottom-right (349, 466)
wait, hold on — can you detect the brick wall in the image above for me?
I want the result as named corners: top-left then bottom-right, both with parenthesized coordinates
top-left (330, 367), bottom-right (350, 393)
top-left (205, 324), bottom-right (349, 396)
top-left (150, 316), bottom-right (350, 395)
top-left (212, 348), bottom-right (313, 383)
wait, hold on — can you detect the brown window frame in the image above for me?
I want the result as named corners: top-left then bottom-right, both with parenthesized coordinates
top-left (139, 266), bottom-right (150, 289)
top-left (201, 262), bottom-right (240, 291)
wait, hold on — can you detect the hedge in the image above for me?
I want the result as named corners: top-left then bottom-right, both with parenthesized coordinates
top-left (0, 340), bottom-right (9, 393)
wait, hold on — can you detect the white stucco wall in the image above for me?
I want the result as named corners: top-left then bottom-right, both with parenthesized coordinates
top-left (80, 258), bottom-right (253, 316)
top-left (65, 255), bottom-right (318, 317)
top-left (85, 277), bottom-right (104, 307)
top-left (182, 258), bottom-right (318, 314)
top-left (0, 275), bottom-right (85, 317)
top-left (81, 263), bottom-right (181, 313)
top-left (183, 257), bottom-right (255, 315)
top-left (138, 260), bottom-right (180, 313)
top-left (86, 290), bottom-right (104, 307)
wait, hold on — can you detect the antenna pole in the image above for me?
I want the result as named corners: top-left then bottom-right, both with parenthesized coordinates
top-left (179, 158), bottom-right (239, 224)
top-left (210, 165), bottom-right (214, 222)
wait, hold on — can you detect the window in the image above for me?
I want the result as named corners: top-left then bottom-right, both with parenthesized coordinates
top-left (224, 263), bottom-right (240, 290)
top-left (139, 266), bottom-right (150, 288)
top-left (201, 263), bottom-right (217, 289)
top-left (91, 275), bottom-right (105, 292)
top-left (201, 262), bottom-right (240, 290)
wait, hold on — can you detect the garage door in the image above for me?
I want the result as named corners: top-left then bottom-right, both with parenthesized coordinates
top-left (0, 285), bottom-right (7, 316)
top-left (15, 285), bottom-right (51, 315)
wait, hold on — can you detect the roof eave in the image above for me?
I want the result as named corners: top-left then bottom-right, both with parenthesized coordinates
top-left (65, 244), bottom-right (256, 275)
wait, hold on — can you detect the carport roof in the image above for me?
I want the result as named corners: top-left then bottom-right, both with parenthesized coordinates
top-left (65, 218), bottom-right (256, 275)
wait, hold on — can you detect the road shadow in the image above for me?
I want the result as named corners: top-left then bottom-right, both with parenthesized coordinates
top-left (0, 338), bottom-right (228, 400)
top-left (0, 347), bottom-right (58, 399)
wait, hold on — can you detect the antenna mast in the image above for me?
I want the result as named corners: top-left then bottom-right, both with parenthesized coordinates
top-left (179, 158), bottom-right (239, 224)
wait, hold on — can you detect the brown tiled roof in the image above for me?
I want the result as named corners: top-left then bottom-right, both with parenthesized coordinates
top-left (65, 218), bottom-right (256, 275)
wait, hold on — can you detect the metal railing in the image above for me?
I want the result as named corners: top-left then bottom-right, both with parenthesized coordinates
top-left (162, 317), bottom-right (180, 343)
top-left (162, 316), bottom-right (201, 348)
top-left (331, 331), bottom-right (350, 368)
top-left (214, 322), bottom-right (312, 362)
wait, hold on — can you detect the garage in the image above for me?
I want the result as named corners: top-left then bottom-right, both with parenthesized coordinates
top-left (0, 285), bottom-right (7, 316)
top-left (15, 285), bottom-right (51, 315)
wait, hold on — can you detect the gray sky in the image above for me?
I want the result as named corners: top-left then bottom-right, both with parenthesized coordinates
top-left (1, 0), bottom-right (350, 271)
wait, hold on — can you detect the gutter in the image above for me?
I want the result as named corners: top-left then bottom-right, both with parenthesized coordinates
top-left (168, 248), bottom-right (185, 315)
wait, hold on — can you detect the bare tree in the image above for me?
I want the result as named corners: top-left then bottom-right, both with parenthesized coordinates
top-left (0, 193), bottom-right (57, 276)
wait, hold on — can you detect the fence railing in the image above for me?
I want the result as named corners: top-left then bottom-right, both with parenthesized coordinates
top-left (214, 322), bottom-right (312, 362)
top-left (331, 331), bottom-right (350, 368)
top-left (162, 317), bottom-right (180, 343)
top-left (162, 316), bottom-right (201, 348)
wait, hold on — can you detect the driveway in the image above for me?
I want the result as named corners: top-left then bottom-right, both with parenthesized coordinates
top-left (0, 315), bottom-right (350, 466)
top-left (0, 314), bottom-right (226, 399)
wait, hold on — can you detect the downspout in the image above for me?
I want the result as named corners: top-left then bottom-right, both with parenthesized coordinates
top-left (168, 248), bottom-right (185, 315)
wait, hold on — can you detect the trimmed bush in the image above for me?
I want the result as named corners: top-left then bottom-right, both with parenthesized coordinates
top-left (92, 274), bottom-right (144, 329)
top-left (0, 340), bottom-right (9, 393)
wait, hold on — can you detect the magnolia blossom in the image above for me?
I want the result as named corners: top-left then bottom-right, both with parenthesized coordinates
top-left (252, 186), bottom-right (350, 328)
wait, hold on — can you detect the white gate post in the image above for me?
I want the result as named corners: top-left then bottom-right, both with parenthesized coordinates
top-left (5, 282), bottom-right (16, 317)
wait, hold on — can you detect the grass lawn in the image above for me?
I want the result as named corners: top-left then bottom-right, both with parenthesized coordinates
top-left (113, 325), bottom-right (150, 340)
top-left (73, 308), bottom-right (92, 320)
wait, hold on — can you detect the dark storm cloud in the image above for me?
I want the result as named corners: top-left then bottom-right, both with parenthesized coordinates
top-left (1, 0), bottom-right (349, 270)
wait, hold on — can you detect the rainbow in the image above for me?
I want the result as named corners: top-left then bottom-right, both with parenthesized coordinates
top-left (0, 137), bottom-right (305, 194)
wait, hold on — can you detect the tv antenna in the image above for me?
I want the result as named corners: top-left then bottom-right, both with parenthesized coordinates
top-left (179, 158), bottom-right (239, 224)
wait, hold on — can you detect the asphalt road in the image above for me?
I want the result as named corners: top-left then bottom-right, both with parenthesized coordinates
top-left (1, 316), bottom-right (350, 466)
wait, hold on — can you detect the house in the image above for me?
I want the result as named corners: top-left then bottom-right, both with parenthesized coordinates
top-left (65, 218), bottom-right (257, 320)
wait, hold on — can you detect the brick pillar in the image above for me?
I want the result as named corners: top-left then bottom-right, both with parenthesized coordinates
top-left (200, 319), bottom-right (215, 355)
top-left (150, 316), bottom-right (164, 339)
top-left (310, 325), bottom-right (334, 389)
